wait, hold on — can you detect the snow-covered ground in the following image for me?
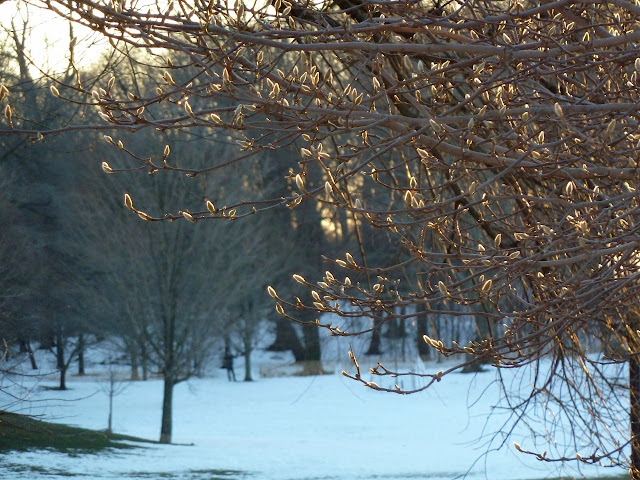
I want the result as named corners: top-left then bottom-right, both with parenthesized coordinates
top-left (0, 339), bottom-right (628, 480)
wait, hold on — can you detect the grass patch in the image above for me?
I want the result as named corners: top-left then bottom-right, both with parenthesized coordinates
top-left (4, 463), bottom-right (84, 477)
top-left (129, 470), bottom-right (247, 479)
top-left (0, 411), bottom-right (156, 453)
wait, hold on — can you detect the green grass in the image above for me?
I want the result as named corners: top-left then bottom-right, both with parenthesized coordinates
top-left (3, 464), bottom-right (247, 479)
top-left (0, 411), bottom-right (156, 453)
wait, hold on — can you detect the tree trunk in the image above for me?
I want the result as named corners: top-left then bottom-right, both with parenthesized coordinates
top-left (59, 363), bottom-right (67, 390)
top-left (130, 345), bottom-right (140, 381)
top-left (159, 376), bottom-right (174, 444)
top-left (630, 355), bottom-right (640, 480)
top-left (268, 318), bottom-right (305, 361)
top-left (141, 342), bottom-right (148, 381)
top-left (56, 330), bottom-right (67, 390)
top-left (26, 339), bottom-right (38, 369)
top-left (416, 306), bottom-right (430, 361)
top-left (108, 390), bottom-right (113, 434)
top-left (244, 349), bottom-right (252, 382)
top-left (366, 318), bottom-right (383, 355)
top-left (77, 333), bottom-right (85, 375)
top-left (243, 331), bottom-right (253, 382)
top-left (301, 310), bottom-right (323, 375)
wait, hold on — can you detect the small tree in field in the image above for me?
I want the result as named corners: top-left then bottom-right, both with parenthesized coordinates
top-left (4, 0), bottom-right (640, 476)
top-left (98, 361), bottom-right (130, 434)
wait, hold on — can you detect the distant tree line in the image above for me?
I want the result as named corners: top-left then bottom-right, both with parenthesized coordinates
top-left (0, 13), bottom-right (431, 443)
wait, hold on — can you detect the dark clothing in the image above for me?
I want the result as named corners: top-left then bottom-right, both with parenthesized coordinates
top-left (223, 353), bottom-right (236, 381)
top-left (222, 354), bottom-right (233, 369)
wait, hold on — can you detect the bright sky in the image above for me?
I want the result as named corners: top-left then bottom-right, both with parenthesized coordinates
top-left (0, 1), bottom-right (108, 79)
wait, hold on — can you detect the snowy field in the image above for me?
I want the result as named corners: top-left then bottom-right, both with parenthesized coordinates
top-left (0, 339), bottom-right (629, 480)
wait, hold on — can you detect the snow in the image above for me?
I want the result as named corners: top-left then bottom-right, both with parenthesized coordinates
top-left (0, 341), bottom-right (628, 480)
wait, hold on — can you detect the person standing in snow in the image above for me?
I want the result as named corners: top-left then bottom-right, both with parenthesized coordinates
top-left (222, 346), bottom-right (236, 382)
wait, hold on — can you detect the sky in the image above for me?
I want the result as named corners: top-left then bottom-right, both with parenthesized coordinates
top-left (0, 1), bottom-right (108, 77)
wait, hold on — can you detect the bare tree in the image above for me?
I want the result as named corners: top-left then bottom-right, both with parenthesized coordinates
top-left (98, 360), bottom-right (130, 434)
top-left (80, 135), bottom-right (226, 443)
top-left (4, 0), bottom-right (640, 475)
